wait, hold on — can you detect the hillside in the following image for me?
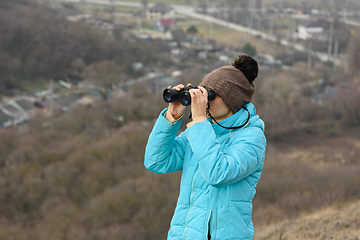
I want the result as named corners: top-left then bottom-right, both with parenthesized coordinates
top-left (252, 127), bottom-right (360, 240)
top-left (1, 0), bottom-right (360, 239)
top-left (255, 200), bottom-right (360, 240)
top-left (0, 85), bottom-right (359, 239)
top-left (0, 0), bottom-right (170, 94)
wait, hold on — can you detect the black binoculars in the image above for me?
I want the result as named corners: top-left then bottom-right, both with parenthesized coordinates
top-left (163, 86), bottom-right (216, 106)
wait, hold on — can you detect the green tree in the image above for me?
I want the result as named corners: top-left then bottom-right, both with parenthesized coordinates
top-left (187, 25), bottom-right (198, 34)
top-left (241, 43), bottom-right (257, 56)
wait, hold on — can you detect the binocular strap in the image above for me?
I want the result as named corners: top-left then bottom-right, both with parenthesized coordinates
top-left (208, 105), bottom-right (250, 130)
top-left (188, 105), bottom-right (250, 130)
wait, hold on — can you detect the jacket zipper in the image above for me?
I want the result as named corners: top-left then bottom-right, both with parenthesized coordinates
top-left (206, 209), bottom-right (213, 240)
top-left (182, 167), bottom-right (198, 240)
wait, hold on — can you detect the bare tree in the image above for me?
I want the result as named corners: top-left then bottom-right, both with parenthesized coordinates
top-left (346, 28), bottom-right (360, 77)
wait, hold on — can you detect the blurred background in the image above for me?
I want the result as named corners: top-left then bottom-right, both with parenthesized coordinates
top-left (0, 0), bottom-right (360, 239)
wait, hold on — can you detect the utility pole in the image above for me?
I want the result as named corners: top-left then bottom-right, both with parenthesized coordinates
top-left (257, 15), bottom-right (261, 30)
top-left (208, 21), bottom-right (213, 39)
top-left (307, 40), bottom-right (313, 72)
top-left (49, 78), bottom-right (54, 131)
top-left (343, 0), bottom-right (347, 20)
top-left (50, 78), bottom-right (53, 117)
top-left (327, 20), bottom-right (334, 62)
top-left (249, 0), bottom-right (254, 29)
top-left (256, 0), bottom-right (262, 16)
top-left (333, 40), bottom-right (339, 70)
top-left (287, 13), bottom-right (292, 43)
top-left (249, 11), bottom-right (253, 29)
top-left (137, 16), bottom-right (143, 33)
top-left (141, 0), bottom-right (148, 18)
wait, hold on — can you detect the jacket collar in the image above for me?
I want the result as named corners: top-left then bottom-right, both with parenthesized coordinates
top-left (209, 103), bottom-right (257, 136)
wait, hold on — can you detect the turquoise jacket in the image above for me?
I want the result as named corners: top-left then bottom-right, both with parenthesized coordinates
top-left (144, 103), bottom-right (266, 240)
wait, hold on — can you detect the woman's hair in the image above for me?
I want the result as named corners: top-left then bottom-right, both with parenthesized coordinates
top-left (232, 55), bottom-right (259, 84)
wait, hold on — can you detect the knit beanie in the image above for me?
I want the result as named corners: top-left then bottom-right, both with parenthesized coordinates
top-left (200, 65), bottom-right (256, 113)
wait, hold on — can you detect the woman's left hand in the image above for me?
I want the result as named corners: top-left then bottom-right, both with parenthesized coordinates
top-left (187, 86), bottom-right (208, 127)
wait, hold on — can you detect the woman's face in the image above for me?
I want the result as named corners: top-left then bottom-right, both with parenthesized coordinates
top-left (208, 95), bottom-right (233, 122)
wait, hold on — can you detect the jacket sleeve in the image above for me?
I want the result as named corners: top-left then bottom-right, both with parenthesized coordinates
top-left (184, 120), bottom-right (266, 188)
top-left (144, 108), bottom-right (187, 174)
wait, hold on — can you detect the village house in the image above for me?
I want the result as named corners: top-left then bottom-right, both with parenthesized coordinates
top-left (34, 93), bottom-right (82, 116)
top-left (0, 96), bottom-right (36, 128)
top-left (147, 3), bottom-right (175, 19)
top-left (77, 79), bottom-right (96, 89)
top-left (0, 103), bottom-right (27, 126)
top-left (153, 18), bottom-right (176, 33)
top-left (181, 36), bottom-right (216, 52)
top-left (165, 28), bottom-right (187, 43)
top-left (297, 20), bottom-right (326, 41)
top-left (34, 89), bottom-right (105, 116)
top-left (12, 97), bottom-right (36, 118)
top-left (312, 82), bottom-right (352, 106)
top-left (146, 76), bottom-right (177, 94)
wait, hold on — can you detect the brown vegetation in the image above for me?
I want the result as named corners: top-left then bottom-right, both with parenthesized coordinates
top-left (255, 200), bottom-right (360, 240)
top-left (0, 67), bottom-right (359, 239)
top-left (1, 1), bottom-right (360, 239)
top-left (0, 1), bottom-right (170, 94)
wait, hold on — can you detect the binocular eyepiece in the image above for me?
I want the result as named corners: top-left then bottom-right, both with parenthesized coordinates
top-left (163, 86), bottom-right (216, 106)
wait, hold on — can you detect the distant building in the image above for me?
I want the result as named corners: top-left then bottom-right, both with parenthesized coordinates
top-left (312, 82), bottom-right (351, 106)
top-left (34, 90), bottom-right (104, 116)
top-left (132, 62), bottom-right (144, 72)
top-left (254, 54), bottom-right (282, 68)
top-left (78, 79), bottom-right (96, 89)
top-left (147, 3), bottom-right (174, 19)
top-left (0, 103), bottom-right (27, 125)
top-left (167, 28), bottom-right (187, 42)
top-left (0, 96), bottom-right (36, 127)
top-left (148, 76), bottom-right (177, 93)
top-left (12, 97), bottom-right (36, 118)
top-left (181, 36), bottom-right (216, 51)
top-left (198, 50), bottom-right (208, 59)
top-left (153, 18), bottom-right (176, 32)
top-left (298, 21), bottom-right (325, 40)
top-left (35, 92), bottom-right (84, 116)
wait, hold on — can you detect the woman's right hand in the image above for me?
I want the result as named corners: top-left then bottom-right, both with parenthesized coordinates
top-left (165, 83), bottom-right (191, 122)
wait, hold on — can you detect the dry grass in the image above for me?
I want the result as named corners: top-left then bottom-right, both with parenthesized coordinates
top-left (253, 127), bottom-right (360, 240)
top-left (189, 22), bottom-right (292, 56)
top-left (255, 200), bottom-right (360, 240)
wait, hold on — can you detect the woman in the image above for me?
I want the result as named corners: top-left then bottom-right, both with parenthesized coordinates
top-left (144, 55), bottom-right (266, 240)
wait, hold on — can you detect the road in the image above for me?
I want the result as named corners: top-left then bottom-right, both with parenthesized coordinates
top-left (52, 0), bottom-right (342, 65)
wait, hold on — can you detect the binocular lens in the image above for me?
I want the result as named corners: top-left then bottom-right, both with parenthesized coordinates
top-left (163, 89), bottom-right (172, 103)
top-left (163, 88), bottom-right (181, 103)
top-left (163, 87), bottom-right (215, 106)
top-left (180, 92), bottom-right (191, 106)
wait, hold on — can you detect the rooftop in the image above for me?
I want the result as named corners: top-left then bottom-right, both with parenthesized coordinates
top-left (159, 18), bottom-right (176, 27)
top-left (15, 99), bottom-right (34, 111)
top-left (149, 3), bottom-right (174, 12)
top-left (0, 109), bottom-right (12, 123)
top-left (301, 20), bottom-right (322, 28)
top-left (2, 104), bottom-right (23, 116)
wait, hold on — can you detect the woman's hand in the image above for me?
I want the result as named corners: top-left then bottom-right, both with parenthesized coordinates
top-left (187, 86), bottom-right (208, 127)
top-left (165, 83), bottom-right (191, 122)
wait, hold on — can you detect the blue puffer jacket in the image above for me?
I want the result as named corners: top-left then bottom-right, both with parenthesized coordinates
top-left (144, 103), bottom-right (266, 240)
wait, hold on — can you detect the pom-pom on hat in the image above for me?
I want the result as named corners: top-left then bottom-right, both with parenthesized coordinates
top-left (200, 55), bottom-right (258, 113)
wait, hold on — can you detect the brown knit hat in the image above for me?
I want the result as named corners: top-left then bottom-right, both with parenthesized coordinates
top-left (200, 65), bottom-right (256, 113)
